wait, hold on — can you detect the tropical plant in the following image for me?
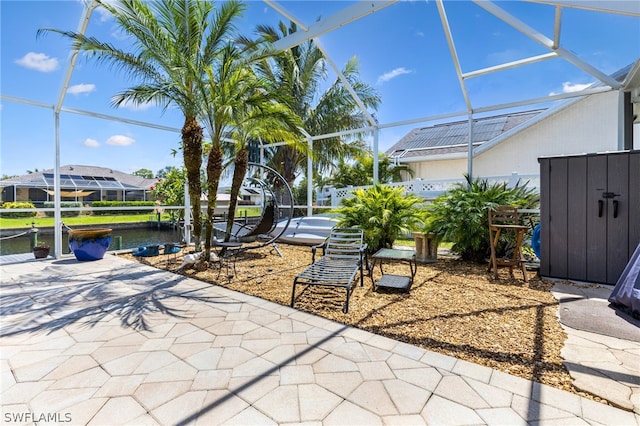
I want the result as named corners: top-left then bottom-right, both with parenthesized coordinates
top-left (332, 184), bottom-right (427, 254)
top-left (150, 167), bottom-right (186, 219)
top-left (43, 202), bottom-right (82, 217)
top-left (132, 168), bottom-right (154, 179)
top-left (329, 152), bottom-right (414, 188)
top-left (0, 202), bottom-right (37, 218)
top-left (155, 166), bottom-right (174, 179)
top-left (252, 21), bottom-right (380, 189)
top-left (424, 174), bottom-right (539, 262)
top-left (38, 0), bottom-right (245, 250)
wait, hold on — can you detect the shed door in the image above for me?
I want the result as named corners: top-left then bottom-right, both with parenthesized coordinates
top-left (547, 158), bottom-right (568, 278)
top-left (566, 156), bottom-right (587, 281)
top-left (585, 152), bottom-right (631, 284)
top-left (586, 155), bottom-right (608, 283)
top-left (606, 153), bottom-right (629, 283)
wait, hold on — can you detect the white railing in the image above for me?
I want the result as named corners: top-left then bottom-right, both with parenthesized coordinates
top-left (317, 173), bottom-right (540, 207)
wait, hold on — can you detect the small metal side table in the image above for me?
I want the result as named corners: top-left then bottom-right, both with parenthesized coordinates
top-left (212, 241), bottom-right (243, 280)
top-left (371, 248), bottom-right (417, 292)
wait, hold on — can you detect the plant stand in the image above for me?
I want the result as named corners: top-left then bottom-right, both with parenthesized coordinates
top-left (412, 232), bottom-right (437, 264)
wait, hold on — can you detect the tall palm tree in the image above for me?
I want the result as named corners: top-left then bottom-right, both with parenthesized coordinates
top-left (197, 43), bottom-right (303, 256)
top-left (38, 0), bottom-right (246, 248)
top-left (253, 21), bottom-right (381, 188)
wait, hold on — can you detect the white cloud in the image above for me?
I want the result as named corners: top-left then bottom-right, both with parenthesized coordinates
top-left (110, 26), bottom-right (129, 41)
top-left (95, 4), bottom-right (113, 22)
top-left (377, 67), bottom-right (412, 85)
top-left (118, 99), bottom-right (154, 111)
top-left (84, 138), bottom-right (100, 148)
top-left (106, 135), bottom-right (135, 146)
top-left (549, 81), bottom-right (592, 96)
top-left (561, 81), bottom-right (591, 92)
top-left (15, 52), bottom-right (59, 72)
top-left (67, 83), bottom-right (96, 96)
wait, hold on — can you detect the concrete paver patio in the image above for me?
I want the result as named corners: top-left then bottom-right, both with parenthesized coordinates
top-left (1, 255), bottom-right (639, 425)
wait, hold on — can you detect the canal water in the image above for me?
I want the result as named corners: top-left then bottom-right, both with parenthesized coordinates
top-left (0, 227), bottom-right (182, 256)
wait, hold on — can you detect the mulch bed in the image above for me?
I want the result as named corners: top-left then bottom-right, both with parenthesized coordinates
top-left (122, 242), bottom-right (608, 404)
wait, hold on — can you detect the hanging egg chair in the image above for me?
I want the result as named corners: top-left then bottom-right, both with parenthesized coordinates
top-left (215, 162), bottom-right (293, 255)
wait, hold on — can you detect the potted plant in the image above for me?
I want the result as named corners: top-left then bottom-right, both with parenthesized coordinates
top-left (33, 242), bottom-right (50, 259)
top-left (68, 228), bottom-right (112, 261)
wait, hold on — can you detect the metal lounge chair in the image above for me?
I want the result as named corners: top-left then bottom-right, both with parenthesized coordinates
top-left (291, 228), bottom-right (367, 313)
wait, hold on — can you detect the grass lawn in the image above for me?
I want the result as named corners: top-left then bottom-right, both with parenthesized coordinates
top-left (0, 214), bottom-right (160, 229)
top-left (0, 207), bottom-right (262, 229)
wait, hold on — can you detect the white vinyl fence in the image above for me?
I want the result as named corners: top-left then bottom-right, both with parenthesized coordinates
top-left (316, 173), bottom-right (540, 207)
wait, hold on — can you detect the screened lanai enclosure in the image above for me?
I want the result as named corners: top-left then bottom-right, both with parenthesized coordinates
top-left (1, 0), bottom-right (639, 260)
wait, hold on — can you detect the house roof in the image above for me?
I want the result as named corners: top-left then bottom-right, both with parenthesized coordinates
top-left (386, 60), bottom-right (640, 163)
top-left (0, 165), bottom-right (157, 190)
top-left (387, 109), bottom-right (547, 160)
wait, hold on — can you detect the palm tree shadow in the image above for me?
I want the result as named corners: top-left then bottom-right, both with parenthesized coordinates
top-left (0, 262), bottom-right (232, 338)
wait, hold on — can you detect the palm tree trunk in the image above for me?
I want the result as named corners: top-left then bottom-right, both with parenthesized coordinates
top-left (204, 143), bottom-right (224, 258)
top-left (182, 116), bottom-right (203, 249)
top-left (225, 148), bottom-right (249, 242)
top-left (282, 147), bottom-right (298, 189)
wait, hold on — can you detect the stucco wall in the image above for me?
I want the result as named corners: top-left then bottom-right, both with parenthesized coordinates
top-left (401, 91), bottom-right (622, 180)
top-left (474, 91), bottom-right (619, 176)
top-left (409, 158), bottom-right (467, 180)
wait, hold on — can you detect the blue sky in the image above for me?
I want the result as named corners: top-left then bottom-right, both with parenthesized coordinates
top-left (1, 0), bottom-right (639, 178)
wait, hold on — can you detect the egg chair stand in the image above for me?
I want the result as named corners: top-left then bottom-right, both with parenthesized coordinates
top-left (214, 162), bottom-right (293, 257)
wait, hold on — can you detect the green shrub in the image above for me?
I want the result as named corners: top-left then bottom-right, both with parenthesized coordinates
top-left (91, 201), bottom-right (155, 215)
top-left (0, 202), bottom-right (38, 218)
top-left (332, 184), bottom-right (427, 254)
top-left (424, 174), bottom-right (539, 262)
top-left (43, 201), bottom-right (82, 217)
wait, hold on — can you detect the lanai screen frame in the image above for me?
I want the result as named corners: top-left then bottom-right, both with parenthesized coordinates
top-left (2, 0), bottom-right (639, 259)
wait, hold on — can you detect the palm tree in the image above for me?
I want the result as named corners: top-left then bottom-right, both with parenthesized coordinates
top-left (372, 154), bottom-right (414, 183)
top-left (38, 0), bottom-right (246, 248)
top-left (333, 184), bottom-right (427, 254)
top-left (197, 46), bottom-right (303, 256)
top-left (329, 152), bottom-right (415, 188)
top-left (253, 21), bottom-right (381, 189)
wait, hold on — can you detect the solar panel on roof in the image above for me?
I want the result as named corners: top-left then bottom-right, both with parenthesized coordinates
top-left (386, 109), bottom-right (547, 154)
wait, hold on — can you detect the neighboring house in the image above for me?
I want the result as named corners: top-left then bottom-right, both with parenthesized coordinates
top-left (386, 66), bottom-right (639, 184)
top-left (0, 165), bottom-right (158, 206)
top-left (202, 188), bottom-right (262, 207)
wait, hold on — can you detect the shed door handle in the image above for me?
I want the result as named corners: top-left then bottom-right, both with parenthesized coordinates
top-left (598, 200), bottom-right (604, 217)
top-left (613, 200), bottom-right (619, 218)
